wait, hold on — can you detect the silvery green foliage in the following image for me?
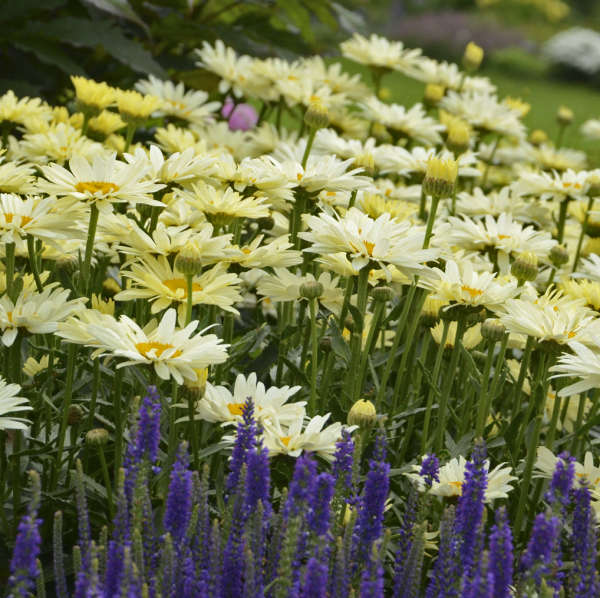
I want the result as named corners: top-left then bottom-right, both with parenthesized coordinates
top-left (543, 27), bottom-right (600, 76)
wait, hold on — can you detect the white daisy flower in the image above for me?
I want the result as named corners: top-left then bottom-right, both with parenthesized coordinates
top-left (405, 455), bottom-right (516, 502)
top-left (0, 377), bottom-right (31, 430)
top-left (513, 168), bottom-right (590, 201)
top-left (550, 341), bottom-right (600, 396)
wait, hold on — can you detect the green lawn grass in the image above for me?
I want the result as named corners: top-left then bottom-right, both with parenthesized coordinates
top-left (336, 57), bottom-right (600, 163)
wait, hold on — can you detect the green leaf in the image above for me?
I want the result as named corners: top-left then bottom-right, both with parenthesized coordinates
top-left (20, 17), bottom-right (166, 76)
top-left (274, 0), bottom-right (314, 43)
top-left (0, 0), bottom-right (67, 23)
top-left (302, 0), bottom-right (338, 30)
top-left (13, 38), bottom-right (86, 75)
top-left (82, 0), bottom-right (150, 35)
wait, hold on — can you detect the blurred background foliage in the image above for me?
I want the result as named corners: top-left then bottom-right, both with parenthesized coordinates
top-left (2, 0), bottom-right (600, 153)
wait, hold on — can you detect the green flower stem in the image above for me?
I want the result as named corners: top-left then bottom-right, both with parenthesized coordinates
top-left (26, 235), bottom-right (44, 292)
top-left (51, 343), bottom-right (78, 491)
top-left (81, 203), bottom-right (100, 296)
top-left (376, 284), bottom-right (417, 407)
top-left (5, 241), bottom-right (15, 300)
top-left (356, 299), bottom-right (385, 404)
top-left (556, 123), bottom-right (566, 149)
top-left (570, 389), bottom-right (597, 455)
top-left (450, 182), bottom-right (458, 216)
top-left (86, 358), bottom-right (101, 430)
top-left (511, 336), bottom-right (534, 419)
top-left (475, 333), bottom-right (508, 438)
top-left (185, 274), bottom-right (194, 326)
top-left (319, 352), bottom-right (333, 412)
top-left (418, 186), bottom-right (427, 221)
top-left (338, 275), bottom-right (354, 329)
top-left (435, 315), bottom-right (466, 453)
top-left (97, 444), bottom-right (114, 519)
top-left (544, 392), bottom-right (562, 449)
top-left (475, 340), bottom-right (497, 438)
top-left (421, 319), bottom-right (450, 454)
top-left (512, 352), bottom-right (552, 538)
top-left (148, 205), bottom-right (163, 236)
top-left (168, 378), bottom-right (179, 467)
top-left (124, 122), bottom-right (136, 153)
top-left (556, 197), bottom-right (570, 244)
top-left (348, 189), bottom-right (358, 209)
top-left (81, 112), bottom-right (91, 137)
top-left (481, 135), bottom-right (500, 188)
top-left (423, 194), bottom-right (441, 249)
top-left (275, 97), bottom-right (284, 134)
top-left (572, 195), bottom-right (595, 272)
top-left (301, 128), bottom-right (317, 169)
top-left (308, 298), bottom-right (319, 413)
top-left (391, 290), bottom-right (428, 412)
top-left (112, 368), bottom-right (125, 478)
top-left (188, 390), bottom-right (200, 470)
top-left (290, 192), bottom-right (307, 249)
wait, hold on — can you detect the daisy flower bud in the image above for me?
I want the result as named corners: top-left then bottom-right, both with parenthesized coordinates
top-left (183, 368), bottom-right (208, 401)
top-left (299, 280), bottom-right (324, 300)
top-left (91, 294), bottom-right (115, 316)
top-left (529, 129), bottom-right (549, 146)
top-left (67, 405), bottom-right (84, 426)
top-left (462, 41), bottom-right (484, 72)
top-left (511, 252), bottom-right (539, 283)
top-left (304, 97), bottom-right (329, 130)
top-left (557, 105), bottom-right (574, 126)
top-left (446, 118), bottom-right (471, 154)
top-left (549, 244), bottom-right (569, 267)
top-left (372, 285), bottom-right (393, 303)
top-left (86, 428), bottom-right (109, 446)
top-left (424, 83), bottom-right (445, 107)
top-left (421, 297), bottom-right (446, 326)
top-left (423, 157), bottom-right (458, 198)
top-left (102, 277), bottom-right (121, 296)
top-left (175, 241), bottom-right (204, 276)
top-left (347, 398), bottom-right (376, 428)
top-left (482, 318), bottom-right (506, 342)
top-left (587, 173), bottom-right (600, 197)
top-left (70, 76), bottom-right (115, 113)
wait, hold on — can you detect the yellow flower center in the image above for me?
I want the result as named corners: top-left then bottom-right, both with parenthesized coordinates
top-left (497, 234), bottom-right (510, 240)
top-left (227, 403), bottom-right (245, 416)
top-left (6, 311), bottom-right (13, 323)
top-left (167, 99), bottom-right (187, 111)
top-left (75, 181), bottom-right (119, 194)
top-left (4, 213), bottom-right (32, 227)
top-left (280, 435), bottom-right (291, 447)
top-left (242, 248), bottom-right (252, 255)
top-left (449, 480), bottom-right (463, 490)
top-left (296, 173), bottom-right (303, 181)
top-left (568, 331), bottom-right (576, 339)
top-left (135, 341), bottom-right (182, 358)
top-left (364, 240), bottom-right (375, 256)
top-left (461, 285), bottom-right (483, 298)
top-left (163, 278), bottom-right (203, 297)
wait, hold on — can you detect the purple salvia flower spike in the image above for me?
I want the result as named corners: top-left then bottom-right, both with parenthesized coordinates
top-left (164, 443), bottom-right (193, 543)
top-left (225, 397), bottom-right (256, 499)
top-left (488, 507), bottom-right (513, 598)
top-left (521, 512), bottom-right (561, 590)
top-left (425, 507), bottom-right (461, 598)
top-left (419, 453), bottom-right (440, 489)
top-left (571, 485), bottom-right (600, 597)
top-left (301, 557), bottom-right (328, 598)
top-left (307, 473), bottom-right (335, 537)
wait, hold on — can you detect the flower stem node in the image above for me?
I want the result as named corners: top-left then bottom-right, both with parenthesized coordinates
top-left (86, 428), bottom-right (109, 446)
top-left (347, 399), bottom-right (377, 428)
top-left (422, 157), bottom-right (458, 199)
top-left (549, 245), bottom-right (569, 267)
top-left (304, 98), bottom-right (329, 130)
top-left (174, 241), bottom-right (203, 276)
top-left (462, 42), bottom-right (484, 72)
top-left (511, 252), bottom-right (539, 283)
top-left (371, 285), bottom-right (393, 303)
top-left (481, 318), bottom-right (506, 342)
top-left (299, 280), bottom-right (323, 300)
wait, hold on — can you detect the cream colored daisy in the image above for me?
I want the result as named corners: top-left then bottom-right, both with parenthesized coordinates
top-left (0, 157), bottom-right (37, 194)
top-left (406, 455), bottom-right (516, 502)
top-left (534, 446), bottom-right (600, 494)
top-left (82, 307), bottom-right (228, 383)
top-left (115, 255), bottom-right (242, 315)
top-left (0, 377), bottom-right (31, 430)
top-left (71, 76), bottom-right (115, 111)
top-left (513, 168), bottom-right (590, 201)
top-left (430, 321), bottom-right (483, 349)
top-left (0, 284), bottom-right (86, 347)
top-left (550, 341), bottom-right (600, 396)
top-left (227, 235), bottom-right (302, 269)
top-left (22, 354), bottom-right (50, 378)
top-left (0, 90), bottom-right (49, 127)
top-left (183, 372), bottom-right (304, 427)
top-left (135, 75), bottom-right (221, 125)
top-left (38, 153), bottom-right (165, 211)
top-left (300, 207), bottom-right (438, 278)
top-left (114, 89), bottom-right (163, 121)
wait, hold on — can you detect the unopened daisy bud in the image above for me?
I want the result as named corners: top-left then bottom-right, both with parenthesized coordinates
top-left (446, 119), bottom-right (471, 154)
top-left (68, 405), bottom-right (84, 426)
top-left (175, 241), bottom-right (203, 276)
top-left (183, 368), bottom-right (208, 400)
top-left (511, 252), bottom-right (538, 283)
top-left (529, 129), bottom-right (548, 146)
top-left (300, 280), bottom-right (324, 300)
top-left (347, 399), bottom-right (376, 427)
top-left (372, 286), bottom-right (393, 303)
top-left (344, 314), bottom-right (355, 333)
top-left (462, 41), bottom-right (484, 72)
top-left (103, 277), bottom-right (121, 296)
top-left (86, 428), bottom-right (109, 446)
top-left (481, 318), bottom-right (506, 342)
top-left (424, 83), bottom-right (445, 107)
top-left (422, 157), bottom-right (458, 198)
top-left (587, 173), bottom-right (600, 197)
top-left (378, 87), bottom-right (391, 101)
top-left (557, 105), bottom-right (574, 126)
top-left (421, 297), bottom-right (446, 326)
top-left (304, 97), bottom-right (329, 130)
top-left (91, 294), bottom-right (115, 316)
top-left (549, 244), bottom-right (569, 267)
